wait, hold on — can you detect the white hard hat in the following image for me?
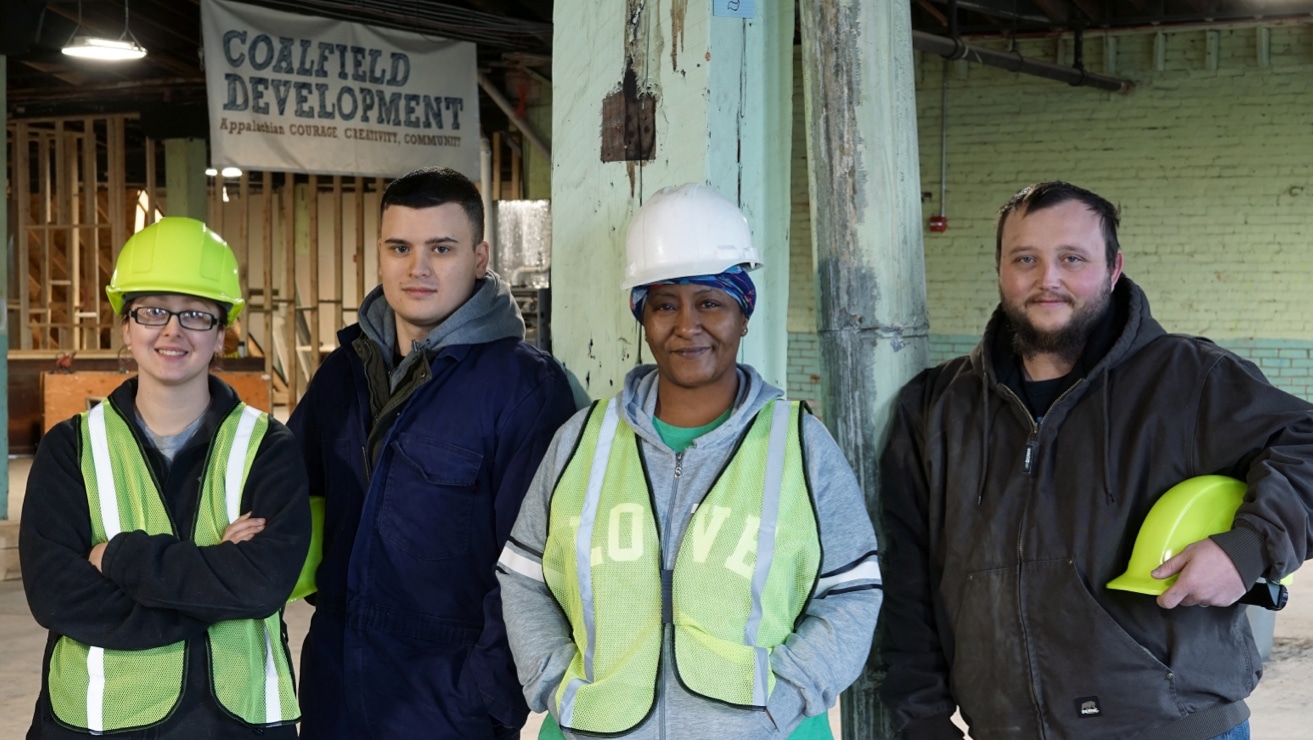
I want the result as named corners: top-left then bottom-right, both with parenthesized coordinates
top-left (621, 183), bottom-right (762, 290)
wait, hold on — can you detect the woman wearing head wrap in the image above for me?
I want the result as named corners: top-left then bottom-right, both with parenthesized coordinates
top-left (20, 218), bottom-right (310, 739)
top-left (498, 184), bottom-right (882, 739)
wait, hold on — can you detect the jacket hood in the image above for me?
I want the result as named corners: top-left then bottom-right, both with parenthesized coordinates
top-left (967, 275), bottom-right (1165, 506)
top-left (357, 269), bottom-right (525, 386)
top-left (619, 363), bottom-right (784, 450)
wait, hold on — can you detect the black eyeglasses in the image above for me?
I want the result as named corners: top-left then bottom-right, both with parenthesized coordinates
top-left (129, 306), bottom-right (221, 331)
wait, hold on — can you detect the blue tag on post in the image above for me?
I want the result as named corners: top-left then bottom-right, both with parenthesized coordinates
top-left (713, 0), bottom-right (755, 19)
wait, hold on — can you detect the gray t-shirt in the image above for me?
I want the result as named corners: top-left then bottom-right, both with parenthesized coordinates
top-left (136, 409), bottom-right (205, 464)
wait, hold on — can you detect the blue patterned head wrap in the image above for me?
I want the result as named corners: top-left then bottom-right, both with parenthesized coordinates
top-left (629, 265), bottom-right (757, 322)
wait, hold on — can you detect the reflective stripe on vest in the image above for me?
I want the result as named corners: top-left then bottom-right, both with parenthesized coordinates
top-left (542, 399), bottom-right (820, 735)
top-left (48, 401), bottom-right (299, 732)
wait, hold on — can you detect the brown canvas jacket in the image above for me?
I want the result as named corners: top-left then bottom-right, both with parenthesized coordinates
top-left (879, 277), bottom-right (1313, 740)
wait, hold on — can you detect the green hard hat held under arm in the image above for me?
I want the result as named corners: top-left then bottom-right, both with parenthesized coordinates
top-left (1107, 475), bottom-right (1289, 610)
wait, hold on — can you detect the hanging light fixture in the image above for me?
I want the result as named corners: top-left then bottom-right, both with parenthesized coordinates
top-left (62, 0), bottom-right (147, 61)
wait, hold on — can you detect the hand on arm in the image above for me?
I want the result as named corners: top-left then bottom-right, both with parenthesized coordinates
top-left (1153, 538), bottom-right (1246, 609)
top-left (100, 426), bottom-right (311, 622)
top-left (23, 422), bottom-right (209, 650)
top-left (222, 512), bottom-right (266, 544)
top-left (89, 513), bottom-right (262, 572)
top-left (88, 542), bottom-right (107, 572)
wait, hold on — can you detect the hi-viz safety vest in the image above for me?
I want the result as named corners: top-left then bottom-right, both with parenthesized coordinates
top-left (542, 398), bottom-right (821, 735)
top-left (46, 400), bottom-right (300, 734)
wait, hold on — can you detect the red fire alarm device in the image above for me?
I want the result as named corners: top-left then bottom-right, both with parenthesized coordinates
top-left (928, 215), bottom-right (948, 232)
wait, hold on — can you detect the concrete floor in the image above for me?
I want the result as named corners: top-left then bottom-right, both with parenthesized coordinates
top-left (2, 455), bottom-right (1310, 738)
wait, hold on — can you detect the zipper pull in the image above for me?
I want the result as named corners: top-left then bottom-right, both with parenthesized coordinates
top-left (1023, 431), bottom-right (1037, 475)
top-left (674, 452), bottom-right (683, 479)
top-left (361, 446), bottom-right (372, 478)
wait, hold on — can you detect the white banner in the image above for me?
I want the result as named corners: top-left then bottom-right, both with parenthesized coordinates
top-left (201, 0), bottom-right (479, 179)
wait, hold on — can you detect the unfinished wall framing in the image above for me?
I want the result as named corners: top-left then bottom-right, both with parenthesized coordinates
top-left (7, 116), bottom-right (385, 414)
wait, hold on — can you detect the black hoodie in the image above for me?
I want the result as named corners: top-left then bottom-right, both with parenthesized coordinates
top-left (21, 376), bottom-right (310, 739)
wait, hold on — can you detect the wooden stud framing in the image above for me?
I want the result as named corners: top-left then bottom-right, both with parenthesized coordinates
top-left (308, 174), bottom-right (321, 370)
top-left (7, 114), bottom-right (395, 408)
top-left (238, 172), bottom-right (251, 355)
top-left (15, 121), bottom-right (32, 349)
top-left (330, 176), bottom-right (344, 334)
top-left (354, 176), bottom-right (366, 312)
top-left (78, 118), bottom-right (94, 349)
top-left (263, 171), bottom-right (275, 398)
top-left (283, 178), bottom-right (297, 410)
top-left (144, 135), bottom-right (157, 227)
top-left (107, 117), bottom-right (125, 344)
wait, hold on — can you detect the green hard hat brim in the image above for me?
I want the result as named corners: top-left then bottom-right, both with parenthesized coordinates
top-left (1105, 571), bottom-right (1176, 596)
top-left (107, 285), bottom-right (245, 324)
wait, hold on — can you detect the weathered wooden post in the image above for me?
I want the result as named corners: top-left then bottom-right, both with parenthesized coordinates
top-left (798, 2), bottom-right (929, 738)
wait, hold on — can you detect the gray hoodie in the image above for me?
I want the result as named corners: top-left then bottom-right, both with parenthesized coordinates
top-left (498, 364), bottom-right (882, 739)
top-left (356, 269), bottom-right (526, 391)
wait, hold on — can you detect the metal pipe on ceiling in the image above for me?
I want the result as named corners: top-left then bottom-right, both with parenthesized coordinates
top-left (912, 30), bottom-right (1134, 93)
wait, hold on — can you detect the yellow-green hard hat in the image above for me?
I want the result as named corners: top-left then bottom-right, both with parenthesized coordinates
top-left (1106, 475), bottom-right (1245, 596)
top-left (289, 496), bottom-right (325, 602)
top-left (106, 217), bottom-right (246, 323)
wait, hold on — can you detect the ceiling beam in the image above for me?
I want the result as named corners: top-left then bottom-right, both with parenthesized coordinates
top-left (8, 77), bottom-right (206, 105)
top-left (1069, 0), bottom-right (1103, 23)
top-left (947, 0), bottom-right (1054, 25)
top-left (915, 0), bottom-right (950, 27)
top-left (1029, 0), bottom-right (1071, 23)
top-left (16, 59), bottom-right (90, 87)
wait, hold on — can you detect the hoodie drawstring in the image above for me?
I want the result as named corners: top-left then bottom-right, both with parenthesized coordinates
top-left (1100, 374), bottom-right (1115, 504)
top-left (977, 372), bottom-right (990, 507)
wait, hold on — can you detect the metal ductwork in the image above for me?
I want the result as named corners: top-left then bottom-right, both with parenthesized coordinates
top-left (912, 30), bottom-right (1134, 93)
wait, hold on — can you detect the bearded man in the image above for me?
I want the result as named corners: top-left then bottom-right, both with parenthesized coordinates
top-left (877, 181), bottom-right (1313, 740)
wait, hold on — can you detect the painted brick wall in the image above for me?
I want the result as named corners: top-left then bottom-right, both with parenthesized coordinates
top-left (914, 26), bottom-right (1313, 400)
top-left (787, 331), bottom-right (824, 411)
top-left (788, 47), bottom-right (816, 335)
top-left (786, 25), bottom-right (1313, 404)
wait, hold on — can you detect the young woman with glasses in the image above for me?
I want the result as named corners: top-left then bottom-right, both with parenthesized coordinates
top-left (20, 217), bottom-right (311, 739)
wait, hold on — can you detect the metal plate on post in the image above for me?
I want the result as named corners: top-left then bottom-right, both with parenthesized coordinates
top-left (601, 65), bottom-right (656, 162)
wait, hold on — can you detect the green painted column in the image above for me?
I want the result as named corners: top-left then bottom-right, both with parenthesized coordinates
top-left (799, 2), bottom-right (929, 738)
top-left (551, 1), bottom-right (792, 397)
top-left (1, 54), bottom-right (10, 520)
top-left (164, 138), bottom-right (208, 220)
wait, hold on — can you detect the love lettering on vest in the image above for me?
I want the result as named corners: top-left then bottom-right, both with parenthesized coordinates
top-left (564, 503), bottom-right (765, 579)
